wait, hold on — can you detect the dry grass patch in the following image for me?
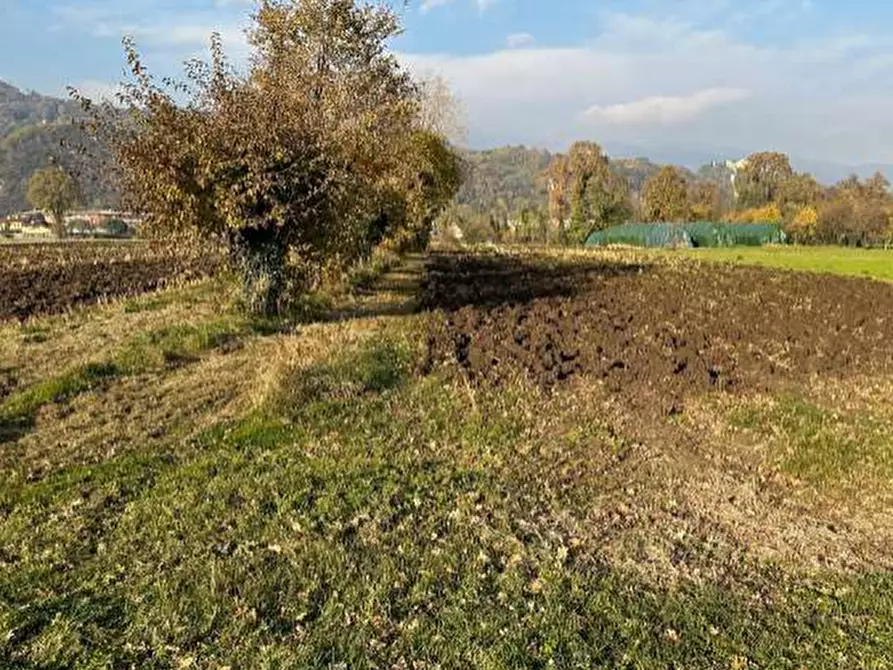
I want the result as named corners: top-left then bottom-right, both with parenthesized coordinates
top-left (0, 280), bottom-right (234, 393)
top-left (672, 380), bottom-right (893, 574)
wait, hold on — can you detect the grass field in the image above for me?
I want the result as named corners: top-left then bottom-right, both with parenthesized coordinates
top-left (2, 247), bottom-right (893, 668)
top-left (675, 244), bottom-right (893, 282)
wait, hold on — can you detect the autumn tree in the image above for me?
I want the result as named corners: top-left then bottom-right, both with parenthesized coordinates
top-left (416, 74), bottom-right (466, 145)
top-left (545, 154), bottom-right (572, 243)
top-left (864, 171), bottom-right (891, 200)
top-left (778, 172), bottom-right (822, 210)
top-left (735, 152), bottom-right (794, 208)
top-left (381, 128), bottom-right (464, 252)
top-left (514, 204), bottom-right (548, 243)
top-left (641, 166), bottom-right (690, 222)
top-left (26, 167), bottom-right (81, 237)
top-left (787, 205), bottom-right (819, 243)
top-left (76, 0), bottom-right (461, 314)
top-left (773, 171), bottom-right (823, 240)
top-left (816, 172), bottom-right (890, 246)
top-left (568, 142), bottom-right (631, 240)
top-left (688, 181), bottom-right (722, 221)
top-left (544, 141), bottom-right (631, 244)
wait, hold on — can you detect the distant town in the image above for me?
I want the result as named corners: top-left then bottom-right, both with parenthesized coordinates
top-left (0, 209), bottom-right (144, 240)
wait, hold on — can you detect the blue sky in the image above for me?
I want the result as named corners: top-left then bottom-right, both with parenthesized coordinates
top-left (3, 0), bottom-right (893, 166)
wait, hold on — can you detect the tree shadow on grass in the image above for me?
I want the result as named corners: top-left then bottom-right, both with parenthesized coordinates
top-left (0, 362), bottom-right (120, 445)
top-left (321, 251), bottom-right (652, 322)
top-left (0, 417), bottom-right (33, 445)
top-left (323, 256), bottom-right (428, 322)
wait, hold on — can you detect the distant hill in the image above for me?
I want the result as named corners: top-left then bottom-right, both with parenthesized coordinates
top-left (792, 158), bottom-right (893, 186)
top-left (0, 81), bottom-right (117, 216)
top-left (456, 146), bottom-right (554, 214)
top-left (612, 156), bottom-right (700, 192)
top-left (0, 80), bottom-right (82, 136)
top-left (456, 147), bottom-right (699, 215)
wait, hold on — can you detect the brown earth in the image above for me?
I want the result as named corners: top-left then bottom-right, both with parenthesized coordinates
top-left (422, 251), bottom-right (893, 415)
top-left (422, 250), bottom-right (893, 576)
top-left (0, 242), bottom-right (222, 320)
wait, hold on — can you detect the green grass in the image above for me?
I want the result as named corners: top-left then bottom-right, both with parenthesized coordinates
top-left (277, 334), bottom-right (416, 408)
top-left (0, 362), bottom-right (120, 429)
top-left (116, 320), bottom-right (244, 370)
top-left (19, 323), bottom-right (53, 345)
top-left (4, 253), bottom-right (893, 668)
top-left (2, 334), bottom-right (893, 668)
top-left (731, 395), bottom-right (893, 493)
top-left (676, 245), bottom-right (893, 282)
top-left (0, 317), bottom-right (250, 436)
top-left (122, 297), bottom-right (167, 314)
top-left (121, 279), bottom-right (232, 314)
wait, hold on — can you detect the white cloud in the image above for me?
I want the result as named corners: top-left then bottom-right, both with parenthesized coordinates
top-left (124, 23), bottom-right (248, 52)
top-left (45, 0), bottom-right (893, 165)
top-left (401, 7), bottom-right (893, 164)
top-left (53, 2), bottom-right (251, 54)
top-left (421, 0), bottom-right (495, 14)
top-left (582, 88), bottom-right (750, 126)
top-left (420, 0), bottom-right (453, 13)
top-left (85, 21), bottom-right (247, 51)
top-left (506, 32), bottom-right (535, 49)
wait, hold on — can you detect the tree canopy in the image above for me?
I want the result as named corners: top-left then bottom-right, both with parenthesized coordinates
top-left (642, 166), bottom-right (690, 222)
top-left (544, 142), bottom-right (632, 244)
top-left (26, 166), bottom-right (81, 237)
top-left (77, 0), bottom-right (462, 313)
top-left (735, 152), bottom-right (794, 208)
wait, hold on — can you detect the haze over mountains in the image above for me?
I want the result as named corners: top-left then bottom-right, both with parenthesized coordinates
top-left (1, 79), bottom-right (890, 217)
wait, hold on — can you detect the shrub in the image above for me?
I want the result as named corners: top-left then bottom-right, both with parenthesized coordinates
top-left (817, 199), bottom-right (888, 247)
top-left (725, 204), bottom-right (783, 224)
top-left (786, 206), bottom-right (819, 244)
top-left (76, 0), bottom-right (461, 314)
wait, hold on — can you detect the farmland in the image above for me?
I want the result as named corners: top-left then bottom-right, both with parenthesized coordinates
top-left (0, 241), bottom-right (223, 321)
top-left (2, 246), bottom-right (893, 668)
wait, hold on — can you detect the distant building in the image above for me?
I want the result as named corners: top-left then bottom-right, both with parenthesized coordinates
top-left (5, 211), bottom-right (50, 235)
top-left (14, 211), bottom-right (48, 227)
top-left (64, 210), bottom-right (145, 228)
top-left (19, 225), bottom-right (52, 238)
top-left (3, 208), bottom-right (145, 239)
top-left (725, 158), bottom-right (750, 199)
top-left (702, 159), bottom-right (749, 201)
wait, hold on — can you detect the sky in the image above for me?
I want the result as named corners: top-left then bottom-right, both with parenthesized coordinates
top-left (3, 0), bottom-right (893, 167)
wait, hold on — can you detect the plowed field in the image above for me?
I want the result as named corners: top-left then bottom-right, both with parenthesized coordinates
top-left (423, 252), bottom-right (893, 414)
top-left (0, 242), bottom-right (222, 320)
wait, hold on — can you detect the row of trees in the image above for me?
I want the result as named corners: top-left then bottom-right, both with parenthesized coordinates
top-left (74, 0), bottom-right (462, 314)
top-left (793, 173), bottom-right (892, 246)
top-left (560, 147), bottom-right (893, 246)
top-left (440, 142), bottom-right (726, 246)
top-left (440, 145), bottom-right (893, 248)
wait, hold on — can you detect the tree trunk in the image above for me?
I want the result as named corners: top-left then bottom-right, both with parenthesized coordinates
top-left (227, 226), bottom-right (287, 316)
top-left (52, 211), bottom-right (67, 239)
